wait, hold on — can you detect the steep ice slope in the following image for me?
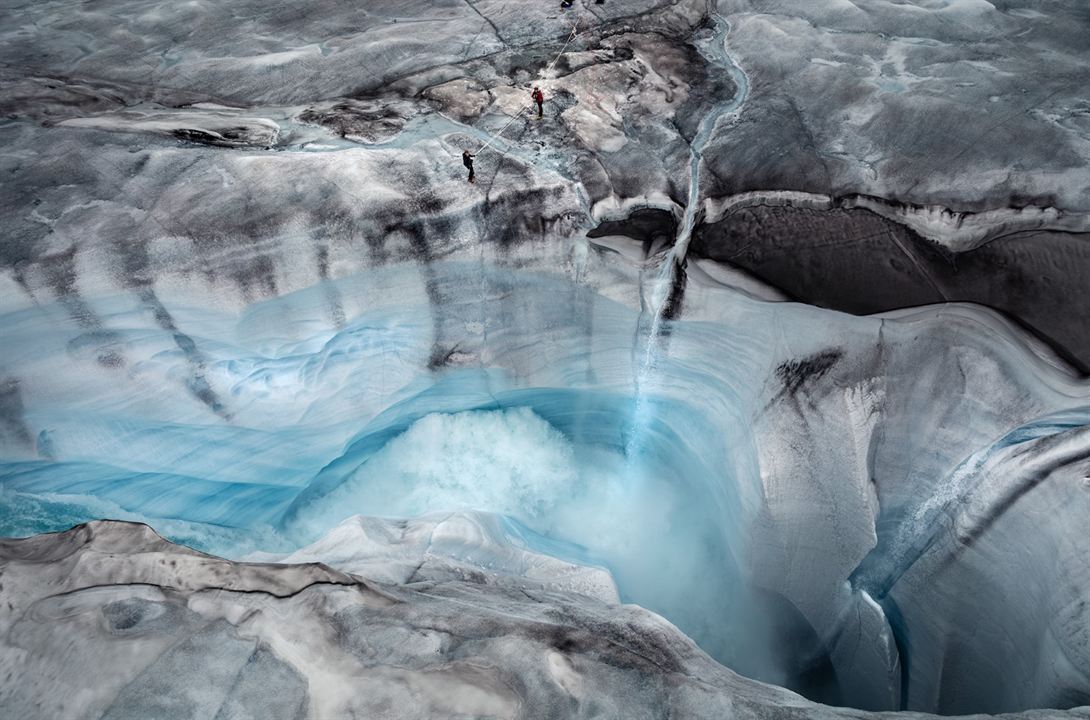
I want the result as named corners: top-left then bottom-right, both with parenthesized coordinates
top-left (3, 252), bottom-right (1089, 712)
top-left (4, 0), bottom-right (1089, 363)
top-left (1, 0), bottom-right (1090, 716)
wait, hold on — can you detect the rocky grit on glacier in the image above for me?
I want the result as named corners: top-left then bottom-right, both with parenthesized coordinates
top-left (1, 0), bottom-right (1089, 717)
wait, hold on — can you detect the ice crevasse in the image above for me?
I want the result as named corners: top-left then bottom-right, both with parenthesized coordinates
top-left (1, 249), bottom-right (1089, 714)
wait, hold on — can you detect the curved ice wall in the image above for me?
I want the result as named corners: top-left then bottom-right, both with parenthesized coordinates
top-left (2, 239), bottom-right (1089, 713)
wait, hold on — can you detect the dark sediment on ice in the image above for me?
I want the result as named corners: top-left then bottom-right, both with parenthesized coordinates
top-left (690, 205), bottom-right (1090, 373)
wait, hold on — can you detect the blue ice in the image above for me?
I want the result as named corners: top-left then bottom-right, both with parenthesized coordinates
top-left (0, 259), bottom-right (782, 678)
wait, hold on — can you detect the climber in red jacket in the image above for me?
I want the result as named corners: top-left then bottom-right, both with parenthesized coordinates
top-left (531, 86), bottom-right (545, 118)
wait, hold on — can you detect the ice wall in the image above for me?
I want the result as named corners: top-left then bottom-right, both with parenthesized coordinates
top-left (3, 248), bottom-right (1089, 712)
top-left (0, 257), bottom-right (766, 679)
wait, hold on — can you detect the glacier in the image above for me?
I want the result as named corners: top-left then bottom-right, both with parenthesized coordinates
top-left (2, 0), bottom-right (1090, 717)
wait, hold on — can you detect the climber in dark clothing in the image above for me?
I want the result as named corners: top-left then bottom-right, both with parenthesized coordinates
top-left (531, 86), bottom-right (544, 118)
top-left (462, 150), bottom-right (475, 183)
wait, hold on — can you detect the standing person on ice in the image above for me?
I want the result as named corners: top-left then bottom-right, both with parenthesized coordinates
top-left (462, 150), bottom-right (475, 183)
top-left (531, 86), bottom-right (545, 118)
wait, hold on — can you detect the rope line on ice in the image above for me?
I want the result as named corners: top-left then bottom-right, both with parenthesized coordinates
top-left (471, 21), bottom-right (579, 157)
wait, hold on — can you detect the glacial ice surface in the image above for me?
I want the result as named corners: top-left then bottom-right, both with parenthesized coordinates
top-left (2, 0), bottom-right (1090, 716)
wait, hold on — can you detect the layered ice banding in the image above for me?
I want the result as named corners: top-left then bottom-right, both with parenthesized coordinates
top-left (2, 0), bottom-right (1090, 718)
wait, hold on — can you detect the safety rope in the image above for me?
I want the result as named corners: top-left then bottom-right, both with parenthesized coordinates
top-left (542, 22), bottom-right (579, 78)
top-left (471, 22), bottom-right (579, 156)
top-left (473, 105), bottom-right (529, 155)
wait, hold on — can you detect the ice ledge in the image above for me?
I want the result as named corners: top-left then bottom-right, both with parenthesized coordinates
top-left (702, 191), bottom-right (1090, 253)
top-left (2, 520), bottom-right (1089, 719)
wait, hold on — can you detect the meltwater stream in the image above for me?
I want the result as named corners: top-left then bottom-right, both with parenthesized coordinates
top-left (644, 16), bottom-right (749, 314)
top-left (632, 16), bottom-right (749, 441)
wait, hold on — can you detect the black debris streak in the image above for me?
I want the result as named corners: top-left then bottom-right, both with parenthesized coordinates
top-left (774, 349), bottom-right (844, 403)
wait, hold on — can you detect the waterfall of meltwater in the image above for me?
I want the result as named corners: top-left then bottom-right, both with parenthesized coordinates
top-left (627, 16), bottom-right (750, 456)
